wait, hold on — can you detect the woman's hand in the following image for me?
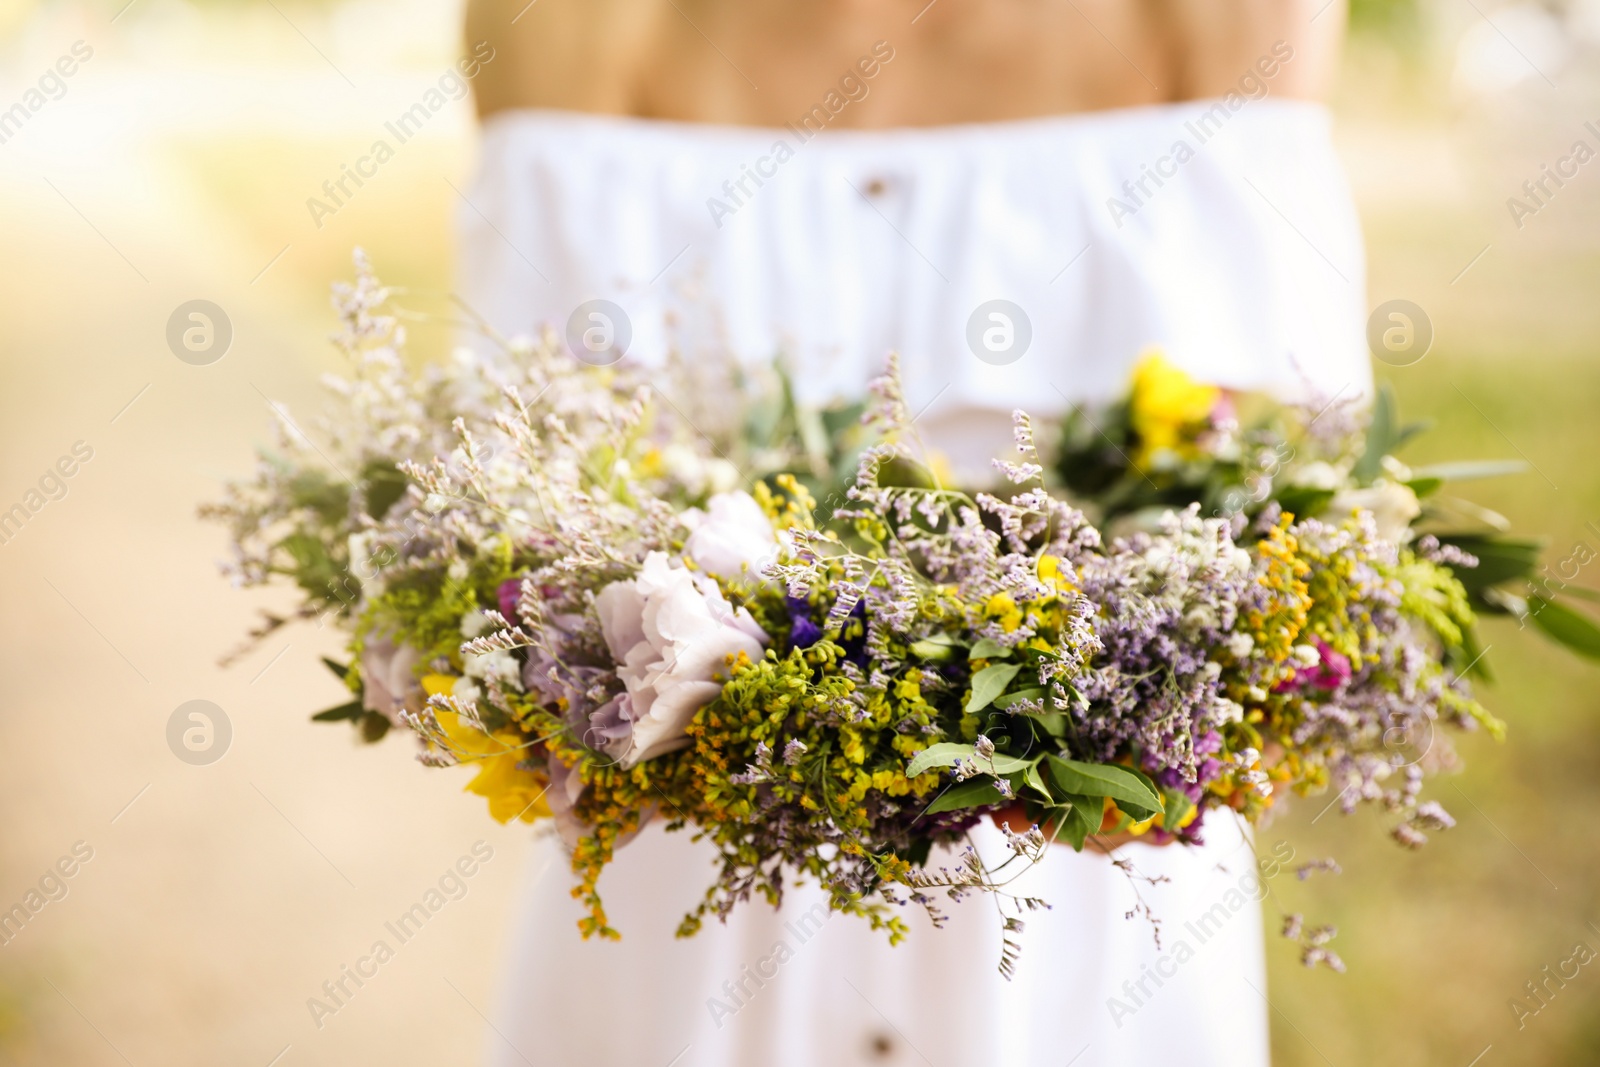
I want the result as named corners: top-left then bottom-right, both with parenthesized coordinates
top-left (989, 802), bottom-right (1176, 851)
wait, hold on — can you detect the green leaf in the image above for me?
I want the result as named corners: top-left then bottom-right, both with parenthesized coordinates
top-left (360, 460), bottom-right (409, 520)
top-left (820, 400), bottom-right (868, 439)
top-left (909, 637), bottom-right (959, 663)
top-left (1044, 755), bottom-right (1163, 814)
top-left (985, 752), bottom-right (1037, 775)
top-left (969, 637), bottom-right (1012, 660)
top-left (1352, 384), bottom-right (1397, 484)
top-left (1409, 459), bottom-right (1527, 484)
top-left (1030, 712), bottom-right (1068, 739)
top-left (359, 712), bottom-right (391, 743)
top-left (1159, 787), bottom-right (1195, 832)
top-left (993, 687), bottom-right (1046, 709)
top-left (321, 657), bottom-right (350, 680)
top-left (1115, 766), bottom-right (1165, 822)
top-left (905, 742), bottom-right (975, 778)
top-left (923, 777), bottom-right (1007, 816)
top-left (898, 836), bottom-right (934, 869)
top-left (906, 742), bottom-right (1037, 779)
top-left (965, 663), bottom-right (1022, 713)
top-left (1393, 419), bottom-right (1433, 452)
top-left (1529, 596), bottom-right (1600, 661)
top-left (1438, 534), bottom-right (1545, 589)
top-left (1275, 486), bottom-right (1335, 522)
top-left (1404, 476), bottom-right (1444, 499)
top-left (312, 700), bottom-right (364, 723)
top-left (1021, 764), bottom-right (1053, 803)
top-left (1057, 794), bottom-right (1102, 850)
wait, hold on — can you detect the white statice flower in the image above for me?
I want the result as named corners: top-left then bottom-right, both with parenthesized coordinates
top-left (1292, 643), bottom-right (1322, 668)
top-left (594, 552), bottom-right (769, 767)
top-left (1226, 632), bottom-right (1256, 659)
top-left (1328, 481), bottom-right (1421, 544)
top-left (682, 491), bottom-right (780, 581)
top-left (360, 638), bottom-right (423, 725)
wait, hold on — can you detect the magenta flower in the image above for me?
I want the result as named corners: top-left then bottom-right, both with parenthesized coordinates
top-left (1291, 638), bottom-right (1353, 691)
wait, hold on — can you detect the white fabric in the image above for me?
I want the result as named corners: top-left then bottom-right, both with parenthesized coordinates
top-left (459, 102), bottom-right (1370, 477)
top-left (459, 100), bottom-right (1372, 1067)
top-left (491, 818), bottom-right (1271, 1067)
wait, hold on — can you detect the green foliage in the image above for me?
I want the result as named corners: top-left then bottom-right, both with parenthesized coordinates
top-left (1042, 755), bottom-right (1163, 820)
top-left (924, 778), bottom-right (1007, 815)
top-left (359, 537), bottom-right (517, 666)
top-left (1528, 596), bottom-right (1600, 661)
top-left (965, 663), bottom-right (1022, 713)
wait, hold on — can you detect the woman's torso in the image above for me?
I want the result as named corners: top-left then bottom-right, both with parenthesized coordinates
top-left (465, 0), bottom-right (1343, 127)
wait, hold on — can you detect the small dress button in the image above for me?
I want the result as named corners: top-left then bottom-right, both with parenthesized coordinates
top-left (864, 177), bottom-right (889, 197)
top-left (868, 1031), bottom-right (895, 1059)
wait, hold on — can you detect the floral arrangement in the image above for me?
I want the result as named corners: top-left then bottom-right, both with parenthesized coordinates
top-left (207, 258), bottom-right (1590, 974)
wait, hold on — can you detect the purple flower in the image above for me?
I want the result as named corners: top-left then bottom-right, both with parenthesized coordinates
top-left (836, 599), bottom-right (869, 666)
top-left (584, 692), bottom-right (638, 754)
top-left (786, 596), bottom-right (823, 650)
top-left (497, 578), bottom-right (522, 624)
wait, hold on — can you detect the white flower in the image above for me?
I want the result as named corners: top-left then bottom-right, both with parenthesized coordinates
top-left (683, 491), bottom-right (780, 581)
top-left (1292, 461), bottom-right (1344, 491)
top-left (658, 445), bottom-right (743, 497)
top-left (453, 678), bottom-right (482, 707)
top-left (593, 552), bottom-right (768, 767)
top-left (360, 638), bottom-right (423, 725)
top-left (464, 647), bottom-right (522, 691)
top-left (1329, 481), bottom-right (1421, 543)
top-left (706, 460), bottom-right (742, 494)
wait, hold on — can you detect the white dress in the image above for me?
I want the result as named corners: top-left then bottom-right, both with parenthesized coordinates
top-left (457, 100), bottom-right (1371, 1067)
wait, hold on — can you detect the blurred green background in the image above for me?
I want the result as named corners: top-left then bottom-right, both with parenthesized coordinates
top-left (1, 0), bottom-right (1597, 1064)
top-left (1268, 9), bottom-right (1600, 1066)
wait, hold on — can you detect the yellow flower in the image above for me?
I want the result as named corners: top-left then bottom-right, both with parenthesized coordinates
top-left (1036, 554), bottom-right (1077, 595)
top-left (985, 592), bottom-right (1023, 632)
top-left (420, 673), bottom-right (458, 698)
top-left (924, 450), bottom-right (957, 490)
top-left (434, 705), bottom-right (550, 825)
top-left (1128, 350), bottom-right (1219, 468)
